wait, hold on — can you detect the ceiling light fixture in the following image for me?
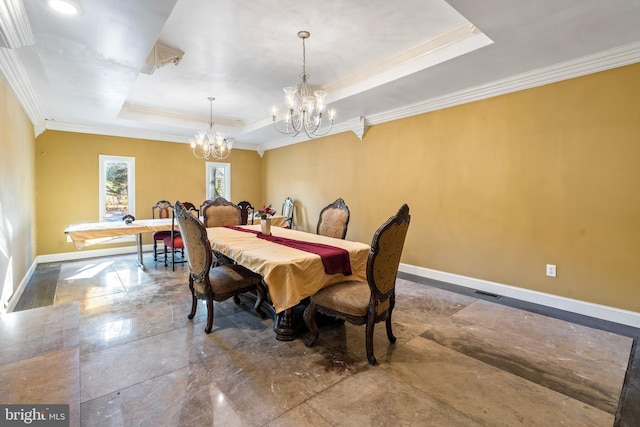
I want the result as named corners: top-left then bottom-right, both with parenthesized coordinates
top-left (189, 97), bottom-right (234, 160)
top-left (47, 0), bottom-right (81, 15)
top-left (272, 31), bottom-right (336, 138)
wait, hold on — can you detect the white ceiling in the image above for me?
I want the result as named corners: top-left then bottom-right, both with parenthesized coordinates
top-left (2, 0), bottom-right (640, 154)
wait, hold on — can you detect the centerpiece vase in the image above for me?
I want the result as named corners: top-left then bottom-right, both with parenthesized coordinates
top-left (260, 218), bottom-right (271, 236)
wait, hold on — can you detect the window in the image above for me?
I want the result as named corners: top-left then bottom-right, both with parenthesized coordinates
top-left (206, 162), bottom-right (230, 200)
top-left (99, 155), bottom-right (135, 222)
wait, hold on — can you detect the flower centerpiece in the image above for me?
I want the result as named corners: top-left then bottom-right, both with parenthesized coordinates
top-left (256, 204), bottom-right (276, 235)
top-left (256, 204), bottom-right (276, 220)
top-left (122, 214), bottom-right (135, 224)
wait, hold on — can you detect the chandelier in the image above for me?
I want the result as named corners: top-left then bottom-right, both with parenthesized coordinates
top-left (272, 31), bottom-right (336, 138)
top-left (189, 97), bottom-right (234, 160)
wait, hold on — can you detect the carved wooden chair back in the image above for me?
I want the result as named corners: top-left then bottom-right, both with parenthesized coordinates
top-left (237, 200), bottom-right (255, 225)
top-left (174, 201), bottom-right (212, 278)
top-left (201, 197), bottom-right (241, 228)
top-left (316, 198), bottom-right (350, 239)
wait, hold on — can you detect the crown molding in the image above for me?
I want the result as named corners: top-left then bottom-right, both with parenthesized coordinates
top-left (43, 120), bottom-right (186, 143)
top-left (0, 0), bottom-right (34, 49)
top-left (366, 41), bottom-right (640, 126)
top-left (0, 47), bottom-right (45, 135)
top-left (42, 120), bottom-right (260, 152)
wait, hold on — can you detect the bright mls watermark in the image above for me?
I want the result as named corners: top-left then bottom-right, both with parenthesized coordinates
top-left (1, 405), bottom-right (69, 426)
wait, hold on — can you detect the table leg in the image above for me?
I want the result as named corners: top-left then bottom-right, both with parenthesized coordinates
top-left (273, 305), bottom-right (306, 341)
top-left (274, 309), bottom-right (296, 341)
top-left (136, 233), bottom-right (145, 270)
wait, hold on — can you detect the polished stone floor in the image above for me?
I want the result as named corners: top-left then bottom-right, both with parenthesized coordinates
top-left (3, 253), bottom-right (639, 426)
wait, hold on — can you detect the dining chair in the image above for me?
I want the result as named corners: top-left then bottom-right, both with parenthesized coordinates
top-left (281, 196), bottom-right (295, 228)
top-left (316, 197), bottom-right (350, 239)
top-left (200, 197), bottom-right (241, 266)
top-left (152, 200), bottom-right (173, 261)
top-left (173, 201), bottom-right (267, 333)
top-left (303, 204), bottom-right (411, 365)
top-left (201, 197), bottom-right (241, 228)
top-left (237, 200), bottom-right (255, 225)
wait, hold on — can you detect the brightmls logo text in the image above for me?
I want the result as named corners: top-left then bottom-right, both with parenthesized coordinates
top-left (1, 405), bottom-right (69, 426)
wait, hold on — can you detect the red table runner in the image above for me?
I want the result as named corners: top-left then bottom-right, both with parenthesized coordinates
top-left (224, 226), bottom-right (352, 276)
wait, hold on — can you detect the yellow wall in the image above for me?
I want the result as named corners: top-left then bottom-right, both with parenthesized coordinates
top-left (262, 63), bottom-right (640, 313)
top-left (35, 132), bottom-right (262, 255)
top-left (0, 74), bottom-right (36, 310)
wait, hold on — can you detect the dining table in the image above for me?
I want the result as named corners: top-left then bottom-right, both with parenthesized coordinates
top-left (64, 218), bottom-right (175, 269)
top-left (206, 224), bottom-right (371, 340)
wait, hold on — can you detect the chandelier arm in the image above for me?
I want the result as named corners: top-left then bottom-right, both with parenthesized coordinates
top-left (308, 121), bottom-right (334, 137)
top-left (273, 122), bottom-right (300, 136)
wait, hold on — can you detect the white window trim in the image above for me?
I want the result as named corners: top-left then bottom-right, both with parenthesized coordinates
top-left (99, 154), bottom-right (135, 243)
top-left (206, 161), bottom-right (231, 200)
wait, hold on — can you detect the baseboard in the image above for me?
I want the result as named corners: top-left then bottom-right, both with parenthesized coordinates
top-left (4, 258), bottom-right (38, 314)
top-left (37, 244), bottom-right (155, 263)
top-left (399, 263), bottom-right (640, 329)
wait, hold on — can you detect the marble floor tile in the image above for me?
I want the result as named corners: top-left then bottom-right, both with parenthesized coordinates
top-left (305, 367), bottom-right (485, 426)
top-left (80, 326), bottom-right (195, 402)
top-left (0, 347), bottom-right (80, 427)
top-left (80, 366), bottom-right (245, 427)
top-left (78, 293), bottom-right (207, 354)
top-left (0, 301), bottom-right (78, 366)
top-left (421, 300), bottom-right (632, 413)
top-left (384, 337), bottom-right (614, 426)
top-left (55, 260), bottom-right (128, 304)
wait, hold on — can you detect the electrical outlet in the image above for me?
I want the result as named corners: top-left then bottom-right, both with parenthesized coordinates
top-left (546, 264), bottom-right (556, 277)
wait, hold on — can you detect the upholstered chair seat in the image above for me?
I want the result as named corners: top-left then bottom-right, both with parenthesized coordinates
top-left (309, 280), bottom-right (390, 317)
top-left (193, 264), bottom-right (263, 297)
top-left (153, 230), bottom-right (172, 247)
top-left (304, 204), bottom-right (410, 365)
top-left (163, 234), bottom-right (185, 270)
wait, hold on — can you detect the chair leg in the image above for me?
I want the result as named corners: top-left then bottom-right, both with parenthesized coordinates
top-left (303, 302), bottom-right (319, 347)
top-left (205, 297), bottom-right (214, 334)
top-left (386, 294), bottom-right (397, 344)
top-left (171, 244), bottom-right (175, 271)
top-left (188, 278), bottom-right (197, 320)
top-left (153, 240), bottom-right (158, 261)
top-left (366, 314), bottom-right (377, 365)
top-left (164, 244), bottom-right (168, 266)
